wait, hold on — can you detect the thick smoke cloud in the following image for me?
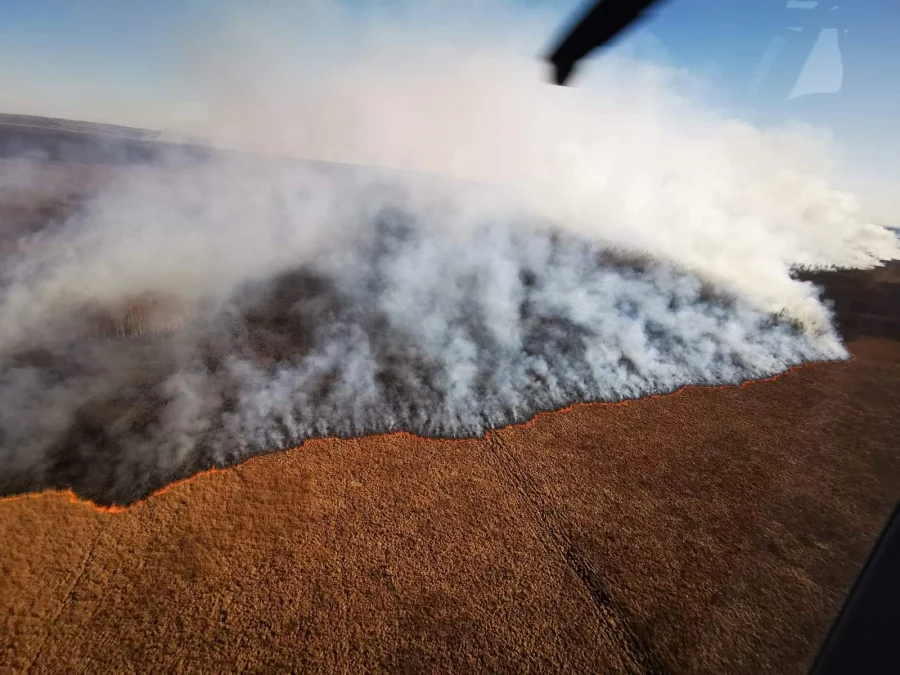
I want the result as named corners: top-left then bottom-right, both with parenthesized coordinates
top-left (0, 172), bottom-right (849, 505)
top-left (0, 1), bottom-right (898, 505)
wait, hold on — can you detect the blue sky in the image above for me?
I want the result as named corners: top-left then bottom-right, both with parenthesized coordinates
top-left (618, 0), bottom-right (900, 223)
top-left (0, 0), bottom-right (216, 98)
top-left (0, 0), bottom-right (897, 220)
top-left (2, 0), bottom-right (895, 106)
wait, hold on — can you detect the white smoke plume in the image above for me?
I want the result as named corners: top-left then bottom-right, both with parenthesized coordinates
top-left (0, 1), bottom-right (897, 505)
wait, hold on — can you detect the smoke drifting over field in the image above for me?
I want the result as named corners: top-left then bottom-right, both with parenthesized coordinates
top-left (0, 2), bottom-right (898, 505)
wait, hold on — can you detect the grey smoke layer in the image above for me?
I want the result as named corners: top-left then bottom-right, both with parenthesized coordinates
top-left (0, 191), bottom-right (846, 506)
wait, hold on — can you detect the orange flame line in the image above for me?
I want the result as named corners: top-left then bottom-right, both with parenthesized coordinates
top-left (0, 356), bottom-right (851, 515)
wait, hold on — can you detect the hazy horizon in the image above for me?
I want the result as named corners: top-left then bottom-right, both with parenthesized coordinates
top-left (0, 0), bottom-right (898, 223)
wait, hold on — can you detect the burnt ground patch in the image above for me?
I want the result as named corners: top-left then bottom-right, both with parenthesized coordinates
top-left (795, 260), bottom-right (900, 341)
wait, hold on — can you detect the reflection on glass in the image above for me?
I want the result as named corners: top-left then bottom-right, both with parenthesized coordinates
top-left (623, 0), bottom-right (898, 225)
